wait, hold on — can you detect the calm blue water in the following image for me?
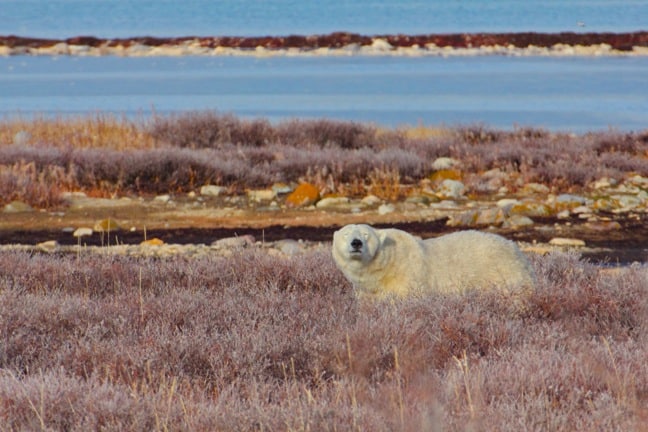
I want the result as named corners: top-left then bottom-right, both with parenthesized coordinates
top-left (1, 1), bottom-right (647, 131)
top-left (2, 0), bottom-right (647, 38)
top-left (2, 55), bottom-right (647, 131)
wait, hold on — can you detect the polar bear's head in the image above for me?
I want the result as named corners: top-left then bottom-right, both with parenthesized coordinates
top-left (332, 224), bottom-right (381, 264)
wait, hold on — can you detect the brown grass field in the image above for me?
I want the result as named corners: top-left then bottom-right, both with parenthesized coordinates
top-left (1, 112), bottom-right (647, 430)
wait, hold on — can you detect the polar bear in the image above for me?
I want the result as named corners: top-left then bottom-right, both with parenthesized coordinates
top-left (332, 224), bottom-right (534, 299)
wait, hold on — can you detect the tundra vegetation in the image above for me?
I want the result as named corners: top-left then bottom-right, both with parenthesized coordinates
top-left (1, 112), bottom-right (647, 430)
top-left (0, 249), bottom-right (646, 430)
top-left (1, 112), bottom-right (647, 208)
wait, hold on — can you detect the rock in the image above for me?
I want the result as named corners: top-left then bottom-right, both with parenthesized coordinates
top-left (556, 210), bottom-right (571, 219)
top-left (430, 200), bottom-right (460, 210)
top-left (316, 196), bottom-right (350, 209)
top-left (626, 175), bottom-right (648, 187)
top-left (37, 240), bottom-right (59, 253)
top-left (549, 237), bottom-right (586, 247)
top-left (429, 169), bottom-right (462, 183)
top-left (211, 235), bottom-right (255, 249)
top-left (431, 157), bottom-right (461, 171)
top-left (141, 237), bottom-right (164, 246)
top-left (592, 198), bottom-right (615, 212)
top-left (361, 195), bottom-right (382, 206)
top-left (271, 183), bottom-right (293, 195)
top-left (2, 200), bottom-right (34, 213)
top-left (591, 177), bottom-right (617, 190)
top-left (274, 239), bottom-right (303, 256)
top-left (496, 198), bottom-right (521, 209)
top-left (377, 203), bottom-right (395, 215)
top-left (555, 194), bottom-right (589, 206)
top-left (509, 201), bottom-right (552, 217)
top-left (502, 215), bottom-right (534, 229)
top-left (474, 208), bottom-right (506, 226)
top-left (200, 185), bottom-right (226, 197)
top-left (73, 227), bottom-right (93, 238)
top-left (571, 205), bottom-right (592, 214)
top-left (477, 168), bottom-right (510, 193)
top-left (154, 194), bottom-right (171, 203)
top-left (611, 195), bottom-right (643, 210)
top-left (522, 183), bottom-right (550, 194)
top-left (437, 179), bottom-right (465, 200)
top-left (93, 218), bottom-right (121, 232)
top-left (247, 189), bottom-right (276, 202)
top-left (584, 221), bottom-right (622, 231)
top-left (405, 195), bottom-right (430, 205)
top-left (448, 208), bottom-right (506, 227)
top-left (446, 210), bottom-right (478, 227)
top-left (285, 183), bottom-right (319, 207)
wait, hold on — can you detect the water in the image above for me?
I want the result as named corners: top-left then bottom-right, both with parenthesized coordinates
top-left (2, 0), bottom-right (647, 38)
top-left (2, 55), bottom-right (646, 131)
top-left (1, 0), bottom-right (647, 130)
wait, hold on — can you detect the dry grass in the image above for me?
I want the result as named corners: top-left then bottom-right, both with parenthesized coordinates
top-left (0, 114), bottom-right (156, 150)
top-left (1, 112), bottom-right (647, 207)
top-left (0, 249), bottom-right (646, 431)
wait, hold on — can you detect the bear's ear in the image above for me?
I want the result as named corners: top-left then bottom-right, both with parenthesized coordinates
top-left (378, 230), bottom-right (388, 245)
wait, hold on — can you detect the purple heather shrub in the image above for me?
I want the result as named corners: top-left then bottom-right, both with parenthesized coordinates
top-left (0, 249), bottom-right (646, 430)
top-left (1, 113), bottom-right (647, 205)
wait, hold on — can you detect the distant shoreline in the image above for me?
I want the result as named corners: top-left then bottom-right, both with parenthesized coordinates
top-left (2, 31), bottom-right (647, 57)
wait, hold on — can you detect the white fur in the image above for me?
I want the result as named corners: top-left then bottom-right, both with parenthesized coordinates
top-left (332, 224), bottom-right (535, 299)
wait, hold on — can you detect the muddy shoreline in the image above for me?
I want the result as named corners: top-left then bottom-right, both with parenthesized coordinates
top-left (2, 215), bottom-right (646, 264)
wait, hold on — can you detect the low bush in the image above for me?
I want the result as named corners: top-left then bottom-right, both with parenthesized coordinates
top-left (1, 113), bottom-right (647, 207)
top-left (0, 249), bottom-right (646, 430)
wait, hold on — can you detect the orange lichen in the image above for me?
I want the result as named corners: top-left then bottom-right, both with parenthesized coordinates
top-left (285, 183), bottom-right (319, 207)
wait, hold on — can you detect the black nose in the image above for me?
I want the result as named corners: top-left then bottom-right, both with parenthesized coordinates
top-left (350, 238), bottom-right (363, 249)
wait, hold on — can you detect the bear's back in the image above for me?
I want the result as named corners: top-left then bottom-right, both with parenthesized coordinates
top-left (422, 230), bottom-right (534, 292)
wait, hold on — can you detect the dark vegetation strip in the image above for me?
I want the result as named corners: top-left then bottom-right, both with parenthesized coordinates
top-left (2, 31), bottom-right (648, 50)
top-left (3, 214), bottom-right (648, 264)
top-left (1, 112), bottom-right (647, 209)
top-left (0, 249), bottom-right (646, 430)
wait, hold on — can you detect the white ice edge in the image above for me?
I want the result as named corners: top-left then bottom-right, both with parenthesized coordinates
top-left (2, 38), bottom-right (648, 57)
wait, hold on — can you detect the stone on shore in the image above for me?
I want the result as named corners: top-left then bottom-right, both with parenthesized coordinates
top-left (93, 218), bottom-right (121, 232)
top-left (2, 201), bottom-right (34, 213)
top-left (377, 203), bottom-right (395, 215)
top-left (437, 179), bottom-right (465, 200)
top-left (154, 194), bottom-right (172, 203)
top-left (431, 157), bottom-right (461, 171)
top-left (141, 237), bottom-right (165, 246)
top-left (37, 240), bottom-right (59, 253)
top-left (502, 215), bottom-right (534, 229)
top-left (274, 239), bottom-right (304, 256)
top-left (316, 196), bottom-right (351, 209)
top-left (285, 183), bottom-right (319, 207)
top-left (522, 183), bottom-right (550, 194)
top-left (200, 185), bottom-right (226, 197)
top-left (247, 189), bottom-right (276, 202)
top-left (211, 235), bottom-right (256, 249)
top-left (73, 227), bottom-right (93, 238)
top-left (361, 195), bottom-right (382, 206)
top-left (549, 237), bottom-right (586, 247)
